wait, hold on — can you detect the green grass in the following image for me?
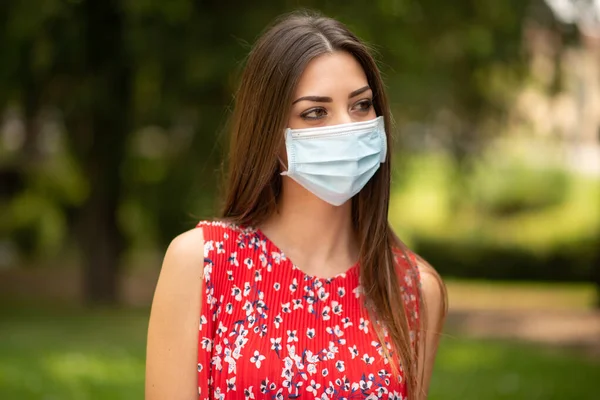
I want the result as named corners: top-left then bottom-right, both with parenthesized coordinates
top-left (0, 305), bottom-right (148, 400)
top-left (0, 302), bottom-right (598, 399)
top-left (430, 336), bottom-right (600, 399)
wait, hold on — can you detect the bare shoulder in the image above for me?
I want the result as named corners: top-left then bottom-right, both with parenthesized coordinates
top-left (165, 227), bottom-right (206, 269)
top-left (415, 256), bottom-right (448, 319)
top-left (413, 254), bottom-right (447, 399)
top-left (145, 227), bottom-right (205, 400)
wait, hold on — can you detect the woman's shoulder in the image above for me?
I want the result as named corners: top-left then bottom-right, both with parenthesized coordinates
top-left (162, 227), bottom-right (206, 274)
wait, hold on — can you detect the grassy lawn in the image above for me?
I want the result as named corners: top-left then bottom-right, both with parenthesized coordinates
top-left (0, 297), bottom-right (598, 400)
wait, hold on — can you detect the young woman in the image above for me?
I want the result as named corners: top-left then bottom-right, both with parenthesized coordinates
top-left (146, 11), bottom-right (447, 400)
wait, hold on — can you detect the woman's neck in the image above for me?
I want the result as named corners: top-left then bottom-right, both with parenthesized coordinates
top-left (258, 181), bottom-right (359, 278)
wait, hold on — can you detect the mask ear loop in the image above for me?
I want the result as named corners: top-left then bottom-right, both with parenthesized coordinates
top-left (278, 157), bottom-right (289, 176)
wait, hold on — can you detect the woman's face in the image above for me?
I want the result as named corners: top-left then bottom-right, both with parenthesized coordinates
top-left (288, 51), bottom-right (377, 129)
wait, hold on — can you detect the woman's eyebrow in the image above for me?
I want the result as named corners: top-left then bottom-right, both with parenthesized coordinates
top-left (291, 85), bottom-right (371, 105)
top-left (348, 85), bottom-right (370, 98)
top-left (292, 95), bottom-right (332, 105)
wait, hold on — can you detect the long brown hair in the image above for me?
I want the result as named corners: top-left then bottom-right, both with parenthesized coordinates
top-left (221, 10), bottom-right (423, 398)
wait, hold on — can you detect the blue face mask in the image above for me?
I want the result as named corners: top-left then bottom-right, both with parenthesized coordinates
top-left (281, 116), bottom-right (387, 206)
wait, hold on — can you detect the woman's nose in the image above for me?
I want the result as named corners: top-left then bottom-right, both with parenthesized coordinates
top-left (330, 110), bottom-right (353, 126)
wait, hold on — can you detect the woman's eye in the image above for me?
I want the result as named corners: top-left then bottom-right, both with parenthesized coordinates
top-left (301, 108), bottom-right (327, 120)
top-left (353, 99), bottom-right (373, 112)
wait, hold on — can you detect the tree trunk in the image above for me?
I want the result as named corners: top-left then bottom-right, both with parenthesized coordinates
top-left (71, 0), bottom-right (131, 306)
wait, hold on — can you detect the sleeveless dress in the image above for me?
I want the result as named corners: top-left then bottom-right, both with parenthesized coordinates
top-left (197, 220), bottom-right (421, 400)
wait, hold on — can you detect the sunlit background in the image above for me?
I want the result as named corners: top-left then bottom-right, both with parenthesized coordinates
top-left (1, 1), bottom-right (599, 399)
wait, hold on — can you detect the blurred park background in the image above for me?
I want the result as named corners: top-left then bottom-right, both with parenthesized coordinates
top-left (1, 0), bottom-right (600, 399)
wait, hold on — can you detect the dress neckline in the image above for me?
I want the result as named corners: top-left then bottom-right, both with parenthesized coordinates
top-left (252, 227), bottom-right (359, 282)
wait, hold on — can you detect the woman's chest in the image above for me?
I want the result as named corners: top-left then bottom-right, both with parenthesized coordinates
top-left (201, 270), bottom-right (406, 399)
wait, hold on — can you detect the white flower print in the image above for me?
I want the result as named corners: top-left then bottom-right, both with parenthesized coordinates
top-left (326, 325), bottom-right (344, 338)
top-left (243, 282), bottom-right (251, 296)
top-left (317, 287), bottom-right (329, 301)
top-left (274, 314), bottom-right (283, 328)
top-left (244, 387), bottom-right (255, 399)
top-left (272, 251), bottom-right (282, 264)
top-left (228, 251), bottom-right (239, 266)
top-left (286, 329), bottom-right (298, 343)
top-left (362, 353), bottom-right (375, 365)
top-left (243, 300), bottom-right (254, 316)
top-left (211, 354), bottom-right (222, 371)
top-left (254, 269), bottom-right (262, 281)
top-left (216, 322), bottom-right (227, 336)
top-left (306, 380), bottom-right (321, 396)
top-left (289, 278), bottom-right (298, 292)
top-left (359, 317), bottom-right (370, 333)
top-left (337, 287), bottom-right (346, 297)
top-left (335, 360), bottom-right (345, 372)
top-left (342, 317), bottom-right (352, 328)
top-left (271, 337), bottom-right (282, 354)
top-left (292, 299), bottom-right (303, 310)
top-left (231, 286), bottom-right (242, 301)
top-left (325, 382), bottom-right (335, 396)
top-left (331, 301), bottom-right (343, 315)
top-left (203, 240), bottom-right (214, 257)
top-left (274, 282), bottom-right (281, 291)
top-left (226, 376), bottom-right (236, 391)
top-left (244, 257), bottom-right (253, 269)
top-left (250, 351), bottom-right (266, 368)
top-left (281, 302), bottom-right (291, 314)
top-left (376, 386), bottom-right (389, 396)
top-left (348, 345), bottom-right (359, 359)
top-left (306, 328), bottom-right (316, 339)
top-left (216, 241), bottom-right (225, 254)
top-left (200, 337), bottom-right (213, 351)
top-left (305, 350), bottom-right (319, 364)
top-left (226, 270), bottom-right (234, 281)
top-left (321, 306), bottom-right (331, 321)
top-left (257, 300), bottom-right (267, 316)
top-left (259, 253), bottom-right (268, 267)
top-left (287, 344), bottom-right (303, 369)
top-left (359, 378), bottom-right (373, 391)
top-left (214, 387), bottom-right (225, 400)
top-left (234, 334), bottom-right (249, 348)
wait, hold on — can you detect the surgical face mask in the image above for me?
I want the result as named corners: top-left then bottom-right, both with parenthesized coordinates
top-left (281, 116), bottom-right (387, 206)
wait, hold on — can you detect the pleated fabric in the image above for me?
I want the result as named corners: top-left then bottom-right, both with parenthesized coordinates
top-left (196, 220), bottom-right (420, 400)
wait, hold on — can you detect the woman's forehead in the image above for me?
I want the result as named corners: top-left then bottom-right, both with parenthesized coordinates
top-left (293, 52), bottom-right (369, 97)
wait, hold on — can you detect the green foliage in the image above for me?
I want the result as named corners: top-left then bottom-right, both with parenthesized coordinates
top-left (469, 162), bottom-right (571, 216)
top-left (391, 153), bottom-right (600, 282)
top-left (4, 0), bottom-right (594, 300)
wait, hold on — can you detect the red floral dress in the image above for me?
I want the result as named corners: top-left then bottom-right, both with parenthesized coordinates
top-left (197, 221), bottom-right (421, 400)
